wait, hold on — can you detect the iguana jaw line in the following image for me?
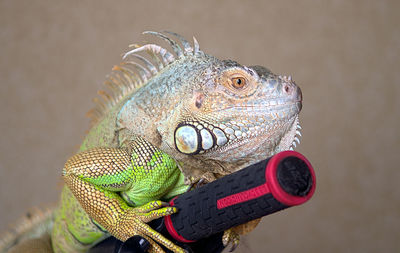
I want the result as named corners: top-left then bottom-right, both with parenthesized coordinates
top-left (209, 115), bottom-right (300, 154)
top-left (228, 115), bottom-right (301, 174)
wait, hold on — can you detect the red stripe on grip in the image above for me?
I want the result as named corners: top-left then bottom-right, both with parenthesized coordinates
top-left (217, 184), bottom-right (271, 209)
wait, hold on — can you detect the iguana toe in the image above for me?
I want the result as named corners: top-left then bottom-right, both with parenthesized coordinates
top-left (222, 228), bottom-right (240, 252)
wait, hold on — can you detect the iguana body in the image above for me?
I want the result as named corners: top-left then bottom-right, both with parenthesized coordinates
top-left (1, 31), bottom-right (303, 253)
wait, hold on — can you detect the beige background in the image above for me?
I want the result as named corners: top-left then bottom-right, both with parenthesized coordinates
top-left (0, 0), bottom-right (399, 252)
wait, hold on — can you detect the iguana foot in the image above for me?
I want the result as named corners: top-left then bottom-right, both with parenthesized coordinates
top-left (116, 200), bottom-right (186, 253)
top-left (186, 171), bottom-right (217, 187)
top-left (187, 177), bottom-right (208, 192)
top-left (221, 218), bottom-right (261, 252)
top-left (222, 229), bottom-right (240, 252)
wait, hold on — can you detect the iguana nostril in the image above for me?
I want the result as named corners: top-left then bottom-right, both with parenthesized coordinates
top-left (283, 84), bottom-right (291, 94)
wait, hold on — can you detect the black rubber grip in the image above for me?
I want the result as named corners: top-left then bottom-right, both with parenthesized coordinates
top-left (164, 151), bottom-right (315, 242)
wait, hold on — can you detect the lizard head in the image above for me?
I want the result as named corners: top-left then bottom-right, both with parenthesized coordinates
top-left (113, 31), bottom-right (303, 180)
top-left (168, 56), bottom-right (302, 177)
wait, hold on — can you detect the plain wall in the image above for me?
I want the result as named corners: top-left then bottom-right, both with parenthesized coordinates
top-left (0, 1), bottom-right (399, 252)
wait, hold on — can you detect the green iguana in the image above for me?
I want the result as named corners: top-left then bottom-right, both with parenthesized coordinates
top-left (0, 31), bottom-right (303, 253)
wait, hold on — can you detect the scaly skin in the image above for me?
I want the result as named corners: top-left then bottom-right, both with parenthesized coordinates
top-left (1, 31), bottom-right (302, 253)
top-left (53, 136), bottom-right (188, 252)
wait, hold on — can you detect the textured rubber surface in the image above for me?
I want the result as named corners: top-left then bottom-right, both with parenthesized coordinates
top-left (168, 158), bottom-right (288, 241)
top-left (166, 152), bottom-right (316, 242)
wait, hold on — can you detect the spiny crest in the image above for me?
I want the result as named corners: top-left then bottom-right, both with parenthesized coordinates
top-left (87, 31), bottom-right (202, 126)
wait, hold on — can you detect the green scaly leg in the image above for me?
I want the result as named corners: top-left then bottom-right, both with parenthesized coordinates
top-left (62, 136), bottom-right (187, 253)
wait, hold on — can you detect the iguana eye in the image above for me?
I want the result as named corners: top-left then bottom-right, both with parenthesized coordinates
top-left (231, 77), bottom-right (246, 89)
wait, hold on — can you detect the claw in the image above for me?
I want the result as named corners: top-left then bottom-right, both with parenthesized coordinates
top-left (187, 177), bottom-right (207, 191)
top-left (196, 178), bottom-right (207, 187)
top-left (230, 242), bottom-right (239, 252)
top-left (222, 229), bottom-right (240, 252)
top-left (160, 201), bottom-right (170, 207)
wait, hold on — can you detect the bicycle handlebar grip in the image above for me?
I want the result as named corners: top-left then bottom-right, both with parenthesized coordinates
top-left (164, 151), bottom-right (316, 243)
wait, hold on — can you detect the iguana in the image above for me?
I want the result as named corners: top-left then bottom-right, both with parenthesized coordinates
top-left (0, 31), bottom-right (303, 253)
